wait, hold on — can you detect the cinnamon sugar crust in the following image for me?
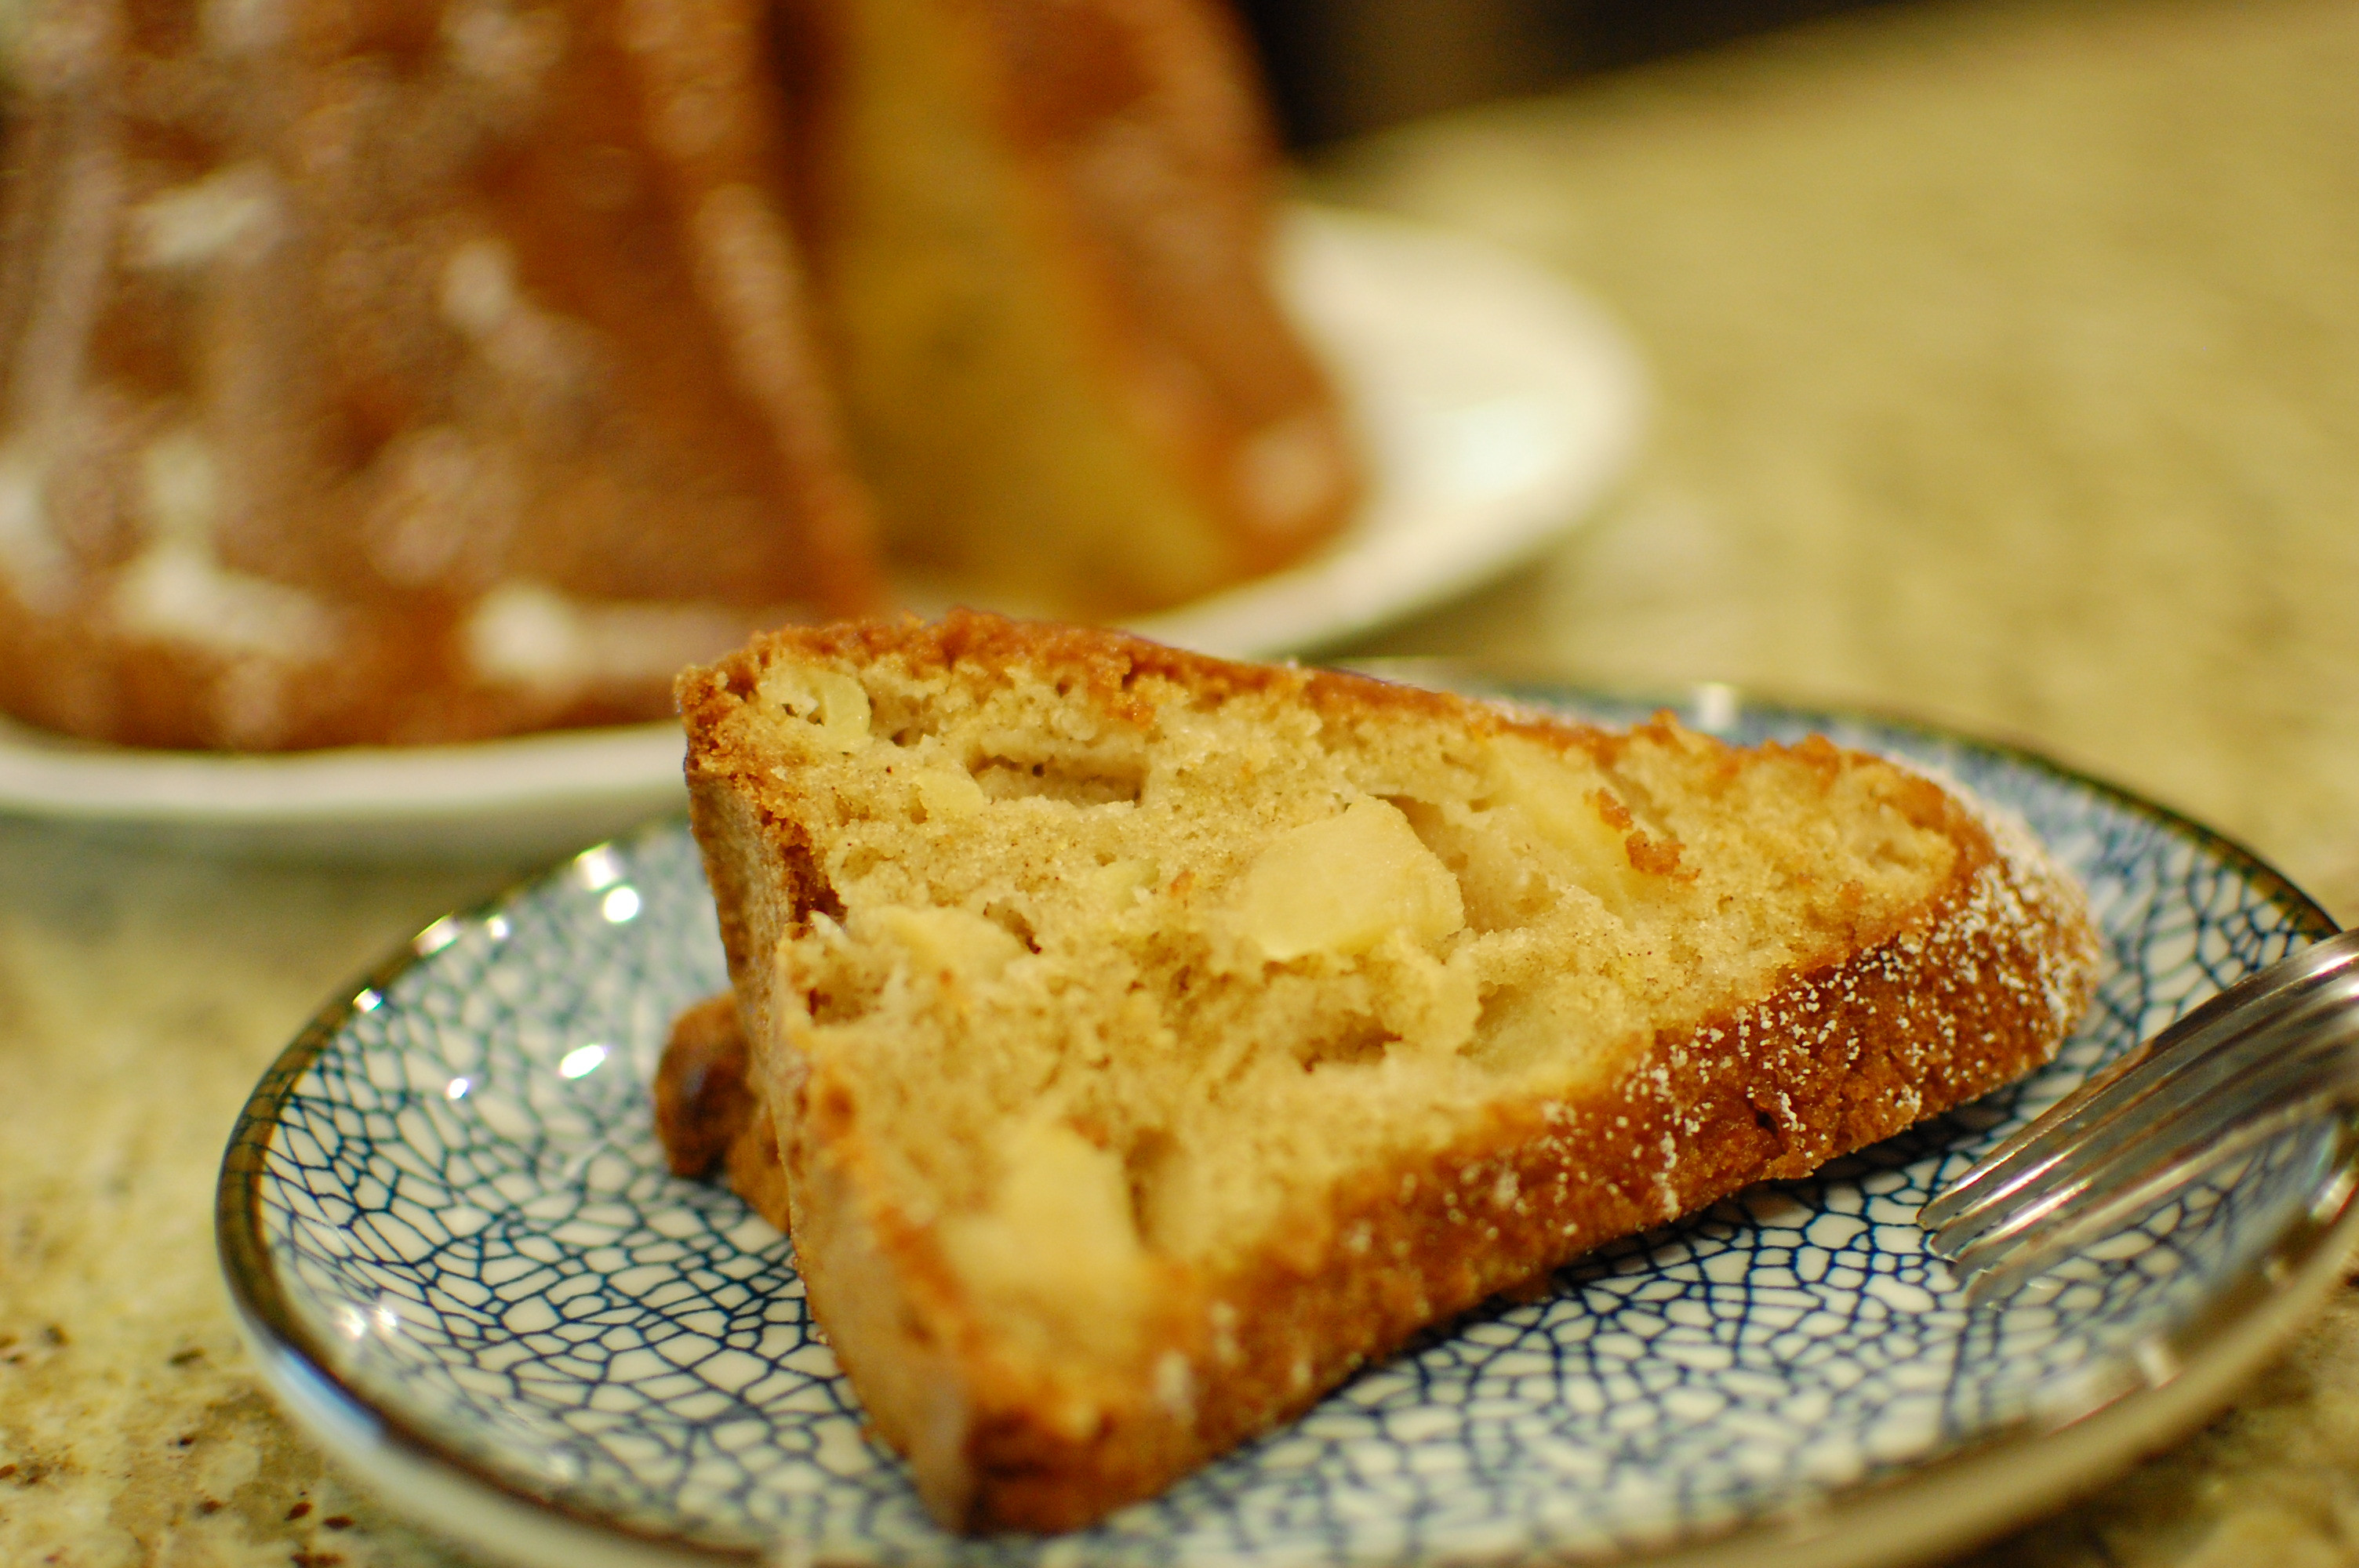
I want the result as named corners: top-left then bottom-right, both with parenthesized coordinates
top-left (669, 611), bottom-right (2100, 1532)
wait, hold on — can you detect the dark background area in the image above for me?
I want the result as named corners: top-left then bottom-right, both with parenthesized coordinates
top-left (1234, 0), bottom-right (1914, 146)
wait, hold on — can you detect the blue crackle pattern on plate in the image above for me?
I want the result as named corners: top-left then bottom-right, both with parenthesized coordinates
top-left (227, 689), bottom-right (2339, 1566)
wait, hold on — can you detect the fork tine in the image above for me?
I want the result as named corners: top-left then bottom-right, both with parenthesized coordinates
top-left (1924, 965), bottom-right (2359, 1258)
top-left (1932, 1008), bottom-right (2359, 1301)
top-left (1923, 935), bottom-right (2359, 1231)
top-left (1942, 1051), bottom-right (2359, 1307)
top-left (1914, 1037), bottom-right (2174, 1232)
top-left (1950, 1105), bottom-right (2338, 1308)
top-left (1937, 1006), bottom-right (2359, 1254)
top-left (1918, 931), bottom-right (2359, 1233)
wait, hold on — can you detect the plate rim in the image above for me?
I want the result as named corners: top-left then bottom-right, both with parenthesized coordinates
top-left (215, 681), bottom-right (2349, 1568)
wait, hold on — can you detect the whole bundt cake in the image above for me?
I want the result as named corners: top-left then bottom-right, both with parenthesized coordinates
top-left (0, 0), bottom-right (1356, 750)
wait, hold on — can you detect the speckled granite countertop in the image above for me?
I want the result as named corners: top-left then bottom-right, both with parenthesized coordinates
top-left (7, 0), bottom-right (2359, 1563)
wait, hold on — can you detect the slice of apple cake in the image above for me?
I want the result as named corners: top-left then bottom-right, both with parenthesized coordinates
top-left (666, 612), bottom-right (2099, 1533)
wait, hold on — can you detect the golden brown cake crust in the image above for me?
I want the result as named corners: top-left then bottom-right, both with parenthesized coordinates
top-left (674, 611), bottom-right (2101, 1533)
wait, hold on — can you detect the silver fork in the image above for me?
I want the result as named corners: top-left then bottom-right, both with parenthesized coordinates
top-left (1921, 926), bottom-right (2359, 1306)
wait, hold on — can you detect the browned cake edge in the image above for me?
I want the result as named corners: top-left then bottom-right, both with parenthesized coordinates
top-left (671, 612), bottom-right (2102, 1533)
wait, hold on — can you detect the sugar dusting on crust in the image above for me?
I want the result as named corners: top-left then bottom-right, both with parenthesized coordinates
top-left (1694, 786), bottom-right (2099, 1165)
top-left (1899, 757), bottom-right (2104, 1040)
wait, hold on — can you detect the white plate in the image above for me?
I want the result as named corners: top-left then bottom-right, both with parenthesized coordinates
top-left (217, 683), bottom-right (2356, 1568)
top-left (0, 209), bottom-right (1644, 860)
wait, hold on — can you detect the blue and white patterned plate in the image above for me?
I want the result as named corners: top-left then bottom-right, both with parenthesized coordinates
top-left (217, 681), bottom-right (2355, 1568)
